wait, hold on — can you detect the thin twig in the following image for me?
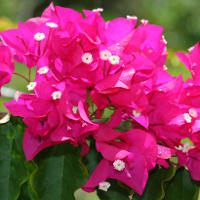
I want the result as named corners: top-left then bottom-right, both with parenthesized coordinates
top-left (13, 72), bottom-right (29, 83)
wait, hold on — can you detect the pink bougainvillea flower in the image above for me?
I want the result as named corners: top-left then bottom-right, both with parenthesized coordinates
top-left (83, 128), bottom-right (157, 194)
top-left (176, 43), bottom-right (200, 84)
top-left (0, 17), bottom-right (51, 67)
top-left (5, 80), bottom-right (98, 160)
top-left (0, 43), bottom-right (14, 95)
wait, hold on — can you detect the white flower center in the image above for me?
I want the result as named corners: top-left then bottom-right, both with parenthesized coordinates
top-left (140, 19), bottom-right (149, 25)
top-left (189, 108), bottom-right (198, 118)
top-left (82, 53), bottom-right (93, 64)
top-left (162, 35), bottom-right (167, 44)
top-left (188, 46), bottom-right (195, 52)
top-left (100, 50), bottom-right (112, 61)
top-left (109, 55), bottom-right (120, 65)
top-left (82, 122), bottom-right (87, 127)
top-left (113, 160), bottom-right (125, 171)
top-left (126, 15), bottom-right (138, 20)
top-left (27, 82), bottom-right (36, 91)
top-left (67, 126), bottom-right (72, 131)
top-left (46, 22), bottom-right (58, 28)
top-left (52, 91), bottom-right (62, 100)
top-left (14, 91), bottom-right (21, 101)
top-left (98, 181), bottom-right (111, 192)
top-left (183, 113), bottom-right (192, 123)
top-left (34, 32), bottom-right (45, 41)
top-left (182, 142), bottom-right (192, 153)
top-left (163, 65), bottom-right (168, 71)
top-left (148, 49), bottom-right (153, 54)
top-left (133, 110), bottom-right (141, 117)
top-left (37, 66), bottom-right (49, 74)
top-left (92, 8), bottom-right (104, 12)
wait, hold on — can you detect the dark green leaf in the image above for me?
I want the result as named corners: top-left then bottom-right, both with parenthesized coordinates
top-left (133, 164), bottom-right (176, 200)
top-left (18, 182), bottom-right (31, 200)
top-left (0, 121), bottom-right (27, 200)
top-left (31, 143), bottom-right (88, 200)
top-left (82, 139), bottom-right (102, 175)
top-left (97, 179), bottom-right (130, 200)
top-left (164, 168), bottom-right (199, 200)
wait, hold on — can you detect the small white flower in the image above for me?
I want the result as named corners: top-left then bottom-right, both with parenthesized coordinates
top-left (27, 82), bottom-right (36, 91)
top-left (140, 19), bottom-right (149, 25)
top-left (113, 160), bottom-right (125, 171)
top-left (52, 91), bottom-right (62, 100)
top-left (148, 49), bottom-right (153, 54)
top-left (82, 53), bottom-right (93, 64)
top-left (98, 181), bottom-right (111, 192)
top-left (34, 32), bottom-right (45, 41)
top-left (100, 50), bottom-right (112, 61)
top-left (14, 91), bottom-right (21, 101)
top-left (163, 65), bottom-right (168, 71)
top-left (188, 46), bottom-right (195, 52)
top-left (189, 108), bottom-right (198, 118)
top-left (61, 137), bottom-right (69, 141)
top-left (126, 15), bottom-right (138, 20)
top-left (162, 35), bottom-right (168, 44)
top-left (182, 142), bottom-right (192, 153)
top-left (67, 126), bottom-right (72, 131)
top-left (37, 66), bottom-right (49, 74)
top-left (92, 8), bottom-right (104, 12)
top-left (133, 110), bottom-right (141, 117)
top-left (109, 55), bottom-right (120, 65)
top-left (82, 122), bottom-right (87, 127)
top-left (46, 22), bottom-right (58, 28)
top-left (183, 113), bottom-right (192, 123)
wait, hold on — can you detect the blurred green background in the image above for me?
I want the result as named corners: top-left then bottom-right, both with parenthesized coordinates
top-left (1, 0), bottom-right (200, 50)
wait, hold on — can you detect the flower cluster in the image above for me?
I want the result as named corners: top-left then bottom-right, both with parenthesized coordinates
top-left (1, 2), bottom-right (200, 195)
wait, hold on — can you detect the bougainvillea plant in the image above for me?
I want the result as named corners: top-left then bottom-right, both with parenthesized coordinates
top-left (0, 3), bottom-right (200, 200)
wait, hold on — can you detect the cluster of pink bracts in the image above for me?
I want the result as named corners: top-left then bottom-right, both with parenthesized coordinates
top-left (1, 3), bottom-right (200, 195)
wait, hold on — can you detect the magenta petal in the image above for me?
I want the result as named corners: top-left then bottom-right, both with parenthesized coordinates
top-left (23, 128), bottom-right (55, 160)
top-left (78, 100), bottom-right (94, 124)
top-left (109, 155), bottom-right (148, 195)
top-left (187, 149), bottom-right (200, 181)
top-left (82, 159), bottom-right (110, 192)
top-left (157, 145), bottom-right (174, 159)
top-left (106, 18), bottom-right (135, 46)
top-left (96, 142), bottom-right (130, 162)
top-left (94, 125), bottom-right (122, 142)
top-left (107, 109), bottom-right (122, 128)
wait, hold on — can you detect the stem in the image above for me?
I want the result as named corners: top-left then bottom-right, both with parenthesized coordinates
top-left (13, 72), bottom-right (29, 83)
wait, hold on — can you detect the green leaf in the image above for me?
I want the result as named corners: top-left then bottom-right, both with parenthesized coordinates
top-left (0, 120), bottom-right (27, 200)
top-left (133, 164), bottom-right (176, 200)
top-left (82, 139), bottom-right (102, 175)
top-left (18, 182), bottom-right (31, 200)
top-left (31, 143), bottom-right (88, 200)
top-left (164, 168), bottom-right (199, 200)
top-left (97, 179), bottom-right (130, 200)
